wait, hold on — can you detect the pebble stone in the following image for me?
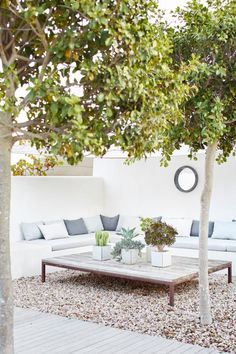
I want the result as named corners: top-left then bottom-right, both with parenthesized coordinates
top-left (13, 271), bottom-right (236, 353)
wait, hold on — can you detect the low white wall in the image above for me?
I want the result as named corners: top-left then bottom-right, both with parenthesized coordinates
top-left (93, 155), bottom-right (236, 221)
top-left (10, 176), bottom-right (104, 241)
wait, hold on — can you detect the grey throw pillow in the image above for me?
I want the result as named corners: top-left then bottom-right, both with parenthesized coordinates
top-left (100, 215), bottom-right (120, 231)
top-left (64, 218), bottom-right (88, 236)
top-left (190, 220), bottom-right (214, 237)
top-left (21, 222), bottom-right (43, 241)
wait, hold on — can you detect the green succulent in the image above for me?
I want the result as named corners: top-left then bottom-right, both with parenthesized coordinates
top-left (95, 231), bottom-right (109, 246)
top-left (117, 227), bottom-right (140, 240)
top-left (111, 227), bottom-right (145, 261)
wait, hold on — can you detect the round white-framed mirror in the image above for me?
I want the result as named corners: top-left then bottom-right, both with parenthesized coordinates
top-left (174, 166), bottom-right (198, 193)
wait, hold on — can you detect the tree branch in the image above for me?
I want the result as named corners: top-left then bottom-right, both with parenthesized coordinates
top-left (225, 119), bottom-right (236, 125)
top-left (12, 129), bottom-right (51, 143)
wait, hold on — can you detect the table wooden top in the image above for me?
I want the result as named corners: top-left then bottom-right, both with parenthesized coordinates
top-left (42, 253), bottom-right (231, 285)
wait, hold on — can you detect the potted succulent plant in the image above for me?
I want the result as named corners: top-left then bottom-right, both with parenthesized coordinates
top-left (144, 221), bottom-right (177, 267)
top-left (140, 217), bottom-right (155, 262)
top-left (111, 228), bottom-right (145, 265)
top-left (93, 231), bottom-right (111, 261)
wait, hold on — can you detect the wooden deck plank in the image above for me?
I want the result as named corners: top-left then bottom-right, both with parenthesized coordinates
top-left (136, 339), bottom-right (168, 353)
top-left (16, 320), bottom-right (108, 353)
top-left (53, 332), bottom-right (133, 354)
top-left (14, 307), bottom-right (224, 354)
top-left (113, 336), bottom-right (158, 353)
top-left (47, 327), bottom-right (127, 354)
top-left (80, 332), bottom-right (137, 353)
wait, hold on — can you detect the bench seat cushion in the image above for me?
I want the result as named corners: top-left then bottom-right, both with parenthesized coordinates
top-left (171, 237), bottom-right (228, 251)
top-left (28, 232), bottom-right (122, 251)
top-left (226, 241), bottom-right (236, 252)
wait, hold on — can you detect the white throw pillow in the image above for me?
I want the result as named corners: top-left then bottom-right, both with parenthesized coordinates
top-left (116, 215), bottom-right (142, 233)
top-left (38, 221), bottom-right (69, 240)
top-left (83, 216), bottom-right (104, 233)
top-left (212, 221), bottom-right (236, 240)
top-left (162, 218), bottom-right (192, 237)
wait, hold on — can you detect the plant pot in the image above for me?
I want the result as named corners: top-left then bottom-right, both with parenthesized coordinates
top-left (121, 249), bottom-right (139, 265)
top-left (151, 250), bottom-right (171, 267)
top-left (145, 246), bottom-right (152, 263)
top-left (93, 245), bottom-right (111, 261)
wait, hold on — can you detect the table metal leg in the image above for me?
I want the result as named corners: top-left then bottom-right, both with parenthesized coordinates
top-left (228, 265), bottom-right (232, 283)
top-left (42, 262), bottom-right (46, 283)
top-left (169, 284), bottom-right (175, 306)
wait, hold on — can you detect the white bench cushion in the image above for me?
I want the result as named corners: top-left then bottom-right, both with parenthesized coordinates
top-left (171, 237), bottom-right (228, 252)
top-left (28, 232), bottom-right (122, 252)
top-left (226, 241), bottom-right (236, 252)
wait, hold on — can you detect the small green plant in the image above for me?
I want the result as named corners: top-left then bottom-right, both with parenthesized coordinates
top-left (144, 221), bottom-right (177, 252)
top-left (95, 231), bottom-right (109, 246)
top-left (111, 228), bottom-right (145, 261)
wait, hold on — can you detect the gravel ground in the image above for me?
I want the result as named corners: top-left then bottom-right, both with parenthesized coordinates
top-left (14, 271), bottom-right (236, 353)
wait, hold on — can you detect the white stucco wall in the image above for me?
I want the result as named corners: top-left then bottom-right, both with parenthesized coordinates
top-left (10, 176), bottom-right (104, 242)
top-left (93, 155), bottom-right (236, 221)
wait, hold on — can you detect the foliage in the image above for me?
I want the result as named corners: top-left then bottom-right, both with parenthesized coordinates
top-left (140, 217), bottom-right (154, 232)
top-left (156, 0), bottom-right (236, 164)
top-left (116, 227), bottom-right (140, 239)
top-left (11, 154), bottom-right (63, 176)
top-left (95, 231), bottom-right (109, 246)
top-left (144, 221), bottom-right (177, 252)
top-left (0, 0), bottom-right (193, 163)
top-left (0, 3), bottom-right (195, 349)
top-left (111, 228), bottom-right (145, 261)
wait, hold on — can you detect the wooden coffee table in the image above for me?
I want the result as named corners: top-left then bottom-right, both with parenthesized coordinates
top-left (41, 253), bottom-right (232, 306)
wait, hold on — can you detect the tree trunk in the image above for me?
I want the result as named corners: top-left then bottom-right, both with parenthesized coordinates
top-left (0, 112), bottom-right (13, 354)
top-left (199, 141), bottom-right (217, 325)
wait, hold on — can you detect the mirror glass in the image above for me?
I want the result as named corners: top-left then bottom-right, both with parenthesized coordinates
top-left (174, 166), bottom-right (198, 193)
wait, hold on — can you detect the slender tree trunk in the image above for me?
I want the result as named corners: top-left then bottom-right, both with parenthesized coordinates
top-left (199, 141), bottom-right (217, 325)
top-left (0, 112), bottom-right (13, 354)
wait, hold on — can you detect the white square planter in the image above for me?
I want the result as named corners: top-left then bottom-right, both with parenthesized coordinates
top-left (145, 246), bottom-right (152, 263)
top-left (93, 245), bottom-right (111, 261)
top-left (151, 251), bottom-right (172, 267)
top-left (121, 249), bottom-right (139, 265)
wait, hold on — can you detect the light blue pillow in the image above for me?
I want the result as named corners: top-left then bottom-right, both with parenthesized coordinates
top-left (212, 221), bottom-right (236, 240)
top-left (21, 222), bottom-right (43, 241)
top-left (83, 216), bottom-right (104, 233)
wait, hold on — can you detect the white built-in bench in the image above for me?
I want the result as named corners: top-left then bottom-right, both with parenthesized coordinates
top-left (11, 215), bottom-right (236, 278)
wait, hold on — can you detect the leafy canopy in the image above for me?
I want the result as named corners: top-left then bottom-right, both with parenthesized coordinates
top-left (11, 153), bottom-right (63, 176)
top-left (158, 0), bottom-right (236, 163)
top-left (0, 0), bottom-right (192, 164)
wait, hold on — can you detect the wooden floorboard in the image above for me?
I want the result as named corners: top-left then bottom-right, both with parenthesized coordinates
top-left (14, 307), bottom-right (224, 354)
